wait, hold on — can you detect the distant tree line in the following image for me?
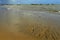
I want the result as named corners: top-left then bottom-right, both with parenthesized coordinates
top-left (31, 4), bottom-right (55, 5)
top-left (0, 4), bottom-right (55, 5)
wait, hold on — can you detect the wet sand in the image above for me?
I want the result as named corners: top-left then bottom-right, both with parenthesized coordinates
top-left (0, 5), bottom-right (60, 40)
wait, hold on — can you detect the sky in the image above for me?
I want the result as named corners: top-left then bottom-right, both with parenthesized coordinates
top-left (0, 0), bottom-right (60, 4)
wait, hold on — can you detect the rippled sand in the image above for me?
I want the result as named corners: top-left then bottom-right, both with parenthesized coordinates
top-left (0, 18), bottom-right (60, 40)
